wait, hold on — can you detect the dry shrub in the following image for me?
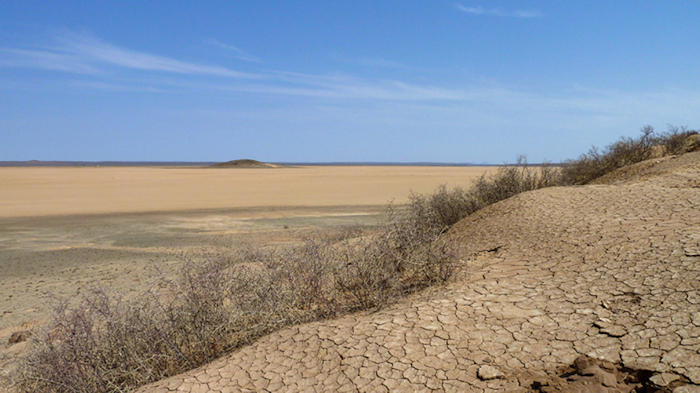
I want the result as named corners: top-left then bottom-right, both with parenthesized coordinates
top-left (14, 258), bottom-right (262, 393)
top-left (332, 159), bottom-right (560, 311)
top-left (14, 156), bottom-right (566, 393)
top-left (15, 223), bottom-right (454, 392)
top-left (404, 186), bottom-right (476, 231)
top-left (397, 158), bottom-right (559, 231)
top-left (660, 125), bottom-right (698, 155)
top-left (16, 125), bottom-right (699, 392)
top-left (333, 212), bottom-right (454, 311)
top-left (470, 158), bottom-right (560, 208)
top-left (561, 125), bottom-right (698, 185)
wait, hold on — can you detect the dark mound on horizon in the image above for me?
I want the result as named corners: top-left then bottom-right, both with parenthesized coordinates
top-left (209, 159), bottom-right (282, 168)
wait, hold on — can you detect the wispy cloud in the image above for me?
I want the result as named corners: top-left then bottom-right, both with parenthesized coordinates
top-left (111, 71), bottom-right (471, 101)
top-left (205, 39), bottom-right (261, 63)
top-left (0, 48), bottom-right (98, 73)
top-left (7, 32), bottom-right (697, 118)
top-left (355, 57), bottom-right (409, 70)
top-left (3, 33), bottom-right (459, 100)
top-left (57, 33), bottom-right (258, 77)
top-left (455, 4), bottom-right (543, 18)
top-left (0, 32), bottom-right (259, 78)
top-left (69, 80), bottom-right (170, 93)
top-left (219, 80), bottom-right (471, 101)
top-left (8, 32), bottom-right (646, 104)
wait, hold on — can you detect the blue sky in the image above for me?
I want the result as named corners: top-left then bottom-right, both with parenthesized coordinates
top-left (1, 1), bottom-right (699, 163)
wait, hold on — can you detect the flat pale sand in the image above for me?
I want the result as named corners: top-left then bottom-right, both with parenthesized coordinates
top-left (0, 166), bottom-right (497, 218)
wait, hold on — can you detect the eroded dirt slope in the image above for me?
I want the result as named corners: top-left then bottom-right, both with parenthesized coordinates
top-left (136, 153), bottom-right (699, 392)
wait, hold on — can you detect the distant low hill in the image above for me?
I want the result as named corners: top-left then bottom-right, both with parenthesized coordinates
top-left (209, 159), bottom-right (283, 168)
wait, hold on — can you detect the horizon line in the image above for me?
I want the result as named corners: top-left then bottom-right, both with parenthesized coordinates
top-left (0, 160), bottom-right (556, 167)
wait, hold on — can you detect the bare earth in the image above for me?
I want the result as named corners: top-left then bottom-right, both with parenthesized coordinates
top-left (0, 166), bottom-right (497, 217)
top-left (136, 153), bottom-right (700, 393)
top-left (0, 165), bottom-right (496, 383)
top-left (2, 158), bottom-right (699, 392)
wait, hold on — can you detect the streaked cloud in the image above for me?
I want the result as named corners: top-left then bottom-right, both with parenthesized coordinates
top-left (218, 80), bottom-right (471, 101)
top-left (0, 32), bottom-right (259, 78)
top-left (12, 30), bottom-right (698, 118)
top-left (205, 39), bottom-right (261, 63)
top-left (455, 4), bottom-right (543, 18)
top-left (0, 48), bottom-right (97, 73)
top-left (0, 31), bottom-right (470, 101)
top-left (68, 80), bottom-right (170, 93)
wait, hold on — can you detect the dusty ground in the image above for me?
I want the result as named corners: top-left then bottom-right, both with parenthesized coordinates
top-left (0, 165), bottom-right (494, 329)
top-left (135, 152), bottom-right (700, 393)
top-left (0, 206), bottom-right (384, 331)
top-left (0, 207), bottom-right (388, 383)
top-left (0, 165), bottom-right (495, 386)
top-left (0, 165), bottom-right (497, 217)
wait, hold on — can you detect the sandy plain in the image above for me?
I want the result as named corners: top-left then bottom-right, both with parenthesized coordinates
top-left (0, 166), bottom-right (497, 217)
top-left (3, 155), bottom-right (700, 392)
top-left (0, 165), bottom-right (496, 334)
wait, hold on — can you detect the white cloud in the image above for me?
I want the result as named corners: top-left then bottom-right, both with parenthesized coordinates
top-left (455, 4), bottom-right (543, 18)
top-left (0, 32), bottom-right (259, 78)
top-left (6, 31), bottom-right (700, 124)
top-left (205, 39), bottom-right (261, 63)
top-left (219, 80), bottom-right (470, 101)
top-left (0, 48), bottom-right (97, 73)
top-left (2, 31), bottom-right (472, 101)
top-left (56, 33), bottom-right (259, 78)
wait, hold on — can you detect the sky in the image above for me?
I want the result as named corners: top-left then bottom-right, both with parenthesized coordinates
top-left (1, 1), bottom-right (699, 163)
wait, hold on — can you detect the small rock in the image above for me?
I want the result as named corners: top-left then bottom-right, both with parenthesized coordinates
top-left (650, 373), bottom-right (680, 387)
top-left (8, 330), bottom-right (30, 344)
top-left (600, 325), bottom-right (627, 337)
top-left (477, 365), bottom-right (504, 380)
top-left (573, 355), bottom-right (592, 372)
top-left (579, 365), bottom-right (618, 387)
top-left (580, 366), bottom-right (600, 376)
top-left (599, 371), bottom-right (618, 388)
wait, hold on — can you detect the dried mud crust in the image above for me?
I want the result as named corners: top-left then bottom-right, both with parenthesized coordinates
top-left (592, 150), bottom-right (700, 187)
top-left (138, 156), bottom-right (700, 393)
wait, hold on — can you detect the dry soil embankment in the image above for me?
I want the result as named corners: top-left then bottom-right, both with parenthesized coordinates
top-left (135, 153), bottom-right (700, 392)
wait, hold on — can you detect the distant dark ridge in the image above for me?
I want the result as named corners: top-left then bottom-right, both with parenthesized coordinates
top-left (210, 159), bottom-right (282, 168)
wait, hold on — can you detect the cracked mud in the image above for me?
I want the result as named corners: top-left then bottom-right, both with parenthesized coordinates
top-left (130, 153), bottom-right (699, 392)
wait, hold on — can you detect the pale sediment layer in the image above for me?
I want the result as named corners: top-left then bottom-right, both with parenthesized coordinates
top-left (0, 166), bottom-right (497, 218)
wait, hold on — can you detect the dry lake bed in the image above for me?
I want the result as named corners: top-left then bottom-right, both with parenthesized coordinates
top-left (0, 165), bottom-right (496, 331)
